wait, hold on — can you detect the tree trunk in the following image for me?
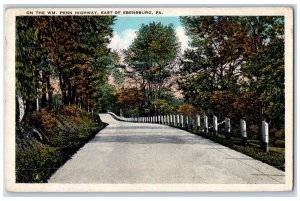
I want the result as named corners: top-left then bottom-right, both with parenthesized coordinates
top-left (41, 72), bottom-right (47, 108)
top-left (46, 75), bottom-right (53, 109)
top-left (35, 70), bottom-right (39, 111)
top-left (59, 73), bottom-right (67, 105)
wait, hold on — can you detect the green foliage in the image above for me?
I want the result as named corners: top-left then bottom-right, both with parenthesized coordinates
top-left (16, 16), bottom-right (116, 113)
top-left (124, 22), bottom-right (180, 115)
top-left (96, 84), bottom-right (117, 113)
top-left (151, 99), bottom-right (176, 114)
top-left (179, 16), bottom-right (284, 135)
top-left (125, 22), bottom-right (179, 84)
top-left (16, 105), bottom-right (106, 183)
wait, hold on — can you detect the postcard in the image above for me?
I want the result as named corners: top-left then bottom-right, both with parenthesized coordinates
top-left (5, 7), bottom-right (293, 192)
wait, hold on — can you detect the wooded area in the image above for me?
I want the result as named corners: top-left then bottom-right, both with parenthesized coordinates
top-left (16, 16), bottom-right (116, 116)
top-left (16, 15), bottom-right (285, 151)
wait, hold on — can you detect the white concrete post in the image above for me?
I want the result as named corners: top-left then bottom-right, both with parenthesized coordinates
top-left (197, 114), bottom-right (201, 130)
top-left (180, 115), bottom-right (184, 128)
top-left (167, 115), bottom-right (170, 125)
top-left (177, 115), bottom-right (180, 127)
top-left (204, 115), bottom-right (208, 133)
top-left (261, 121), bottom-right (269, 152)
top-left (213, 115), bottom-right (218, 134)
top-left (240, 119), bottom-right (247, 145)
top-left (225, 117), bottom-right (231, 139)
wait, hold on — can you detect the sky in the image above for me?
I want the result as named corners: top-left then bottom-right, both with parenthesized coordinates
top-left (108, 16), bottom-right (189, 53)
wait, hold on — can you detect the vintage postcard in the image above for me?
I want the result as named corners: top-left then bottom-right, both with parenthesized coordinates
top-left (5, 7), bottom-right (293, 192)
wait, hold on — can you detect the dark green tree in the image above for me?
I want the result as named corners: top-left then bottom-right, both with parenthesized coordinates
top-left (16, 16), bottom-right (116, 115)
top-left (179, 16), bottom-right (252, 116)
top-left (124, 22), bottom-right (180, 114)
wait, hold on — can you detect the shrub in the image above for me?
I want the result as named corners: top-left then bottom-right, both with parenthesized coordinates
top-left (177, 104), bottom-right (197, 116)
top-left (30, 108), bottom-right (57, 135)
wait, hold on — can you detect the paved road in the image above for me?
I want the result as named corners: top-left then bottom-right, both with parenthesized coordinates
top-left (49, 113), bottom-right (284, 184)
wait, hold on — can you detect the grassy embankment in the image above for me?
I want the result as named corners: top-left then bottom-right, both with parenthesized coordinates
top-left (16, 105), bottom-right (107, 183)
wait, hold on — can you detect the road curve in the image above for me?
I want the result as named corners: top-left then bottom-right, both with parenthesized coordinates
top-left (49, 113), bottom-right (284, 184)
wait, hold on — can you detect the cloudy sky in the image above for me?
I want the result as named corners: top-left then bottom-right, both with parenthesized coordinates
top-left (108, 16), bottom-right (189, 54)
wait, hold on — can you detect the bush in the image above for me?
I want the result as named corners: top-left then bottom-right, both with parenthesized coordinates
top-left (16, 105), bottom-right (106, 183)
top-left (30, 108), bottom-right (57, 135)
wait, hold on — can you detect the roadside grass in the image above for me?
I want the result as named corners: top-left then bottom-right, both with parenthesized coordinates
top-left (16, 106), bottom-right (107, 183)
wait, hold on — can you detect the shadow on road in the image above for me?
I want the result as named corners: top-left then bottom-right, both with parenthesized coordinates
top-left (91, 134), bottom-right (218, 145)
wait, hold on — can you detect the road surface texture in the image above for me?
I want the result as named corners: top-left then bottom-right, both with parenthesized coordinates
top-left (49, 113), bottom-right (284, 184)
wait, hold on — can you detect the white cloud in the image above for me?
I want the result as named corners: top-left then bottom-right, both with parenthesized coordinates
top-left (108, 29), bottom-right (137, 51)
top-left (175, 26), bottom-right (190, 54)
top-left (109, 26), bottom-right (190, 54)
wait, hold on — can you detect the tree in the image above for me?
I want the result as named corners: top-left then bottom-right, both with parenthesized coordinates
top-left (16, 16), bottom-right (116, 115)
top-left (16, 17), bottom-right (52, 114)
top-left (179, 16), bottom-right (284, 135)
top-left (151, 99), bottom-right (176, 115)
top-left (124, 22), bottom-right (180, 114)
top-left (179, 16), bottom-right (252, 115)
top-left (116, 87), bottom-right (143, 117)
top-left (177, 104), bottom-right (197, 116)
top-left (240, 16), bottom-right (284, 127)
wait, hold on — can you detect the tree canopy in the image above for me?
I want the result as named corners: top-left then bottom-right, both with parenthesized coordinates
top-left (179, 16), bottom-right (284, 129)
top-left (16, 16), bottom-right (116, 115)
top-left (124, 22), bottom-right (180, 115)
